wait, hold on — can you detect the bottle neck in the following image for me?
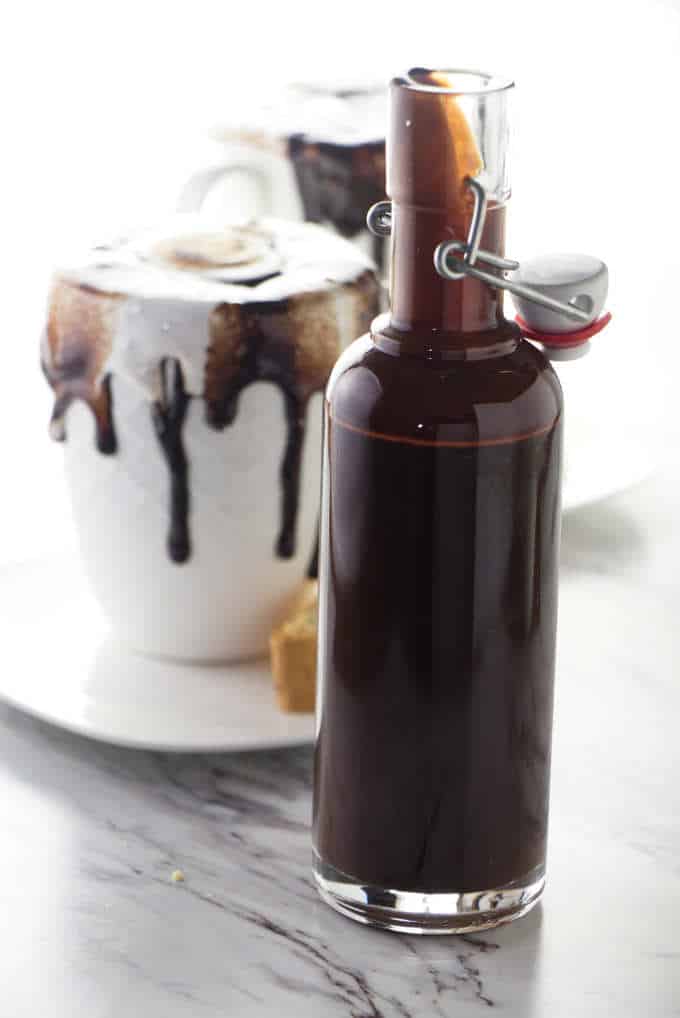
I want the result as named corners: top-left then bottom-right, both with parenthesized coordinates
top-left (388, 200), bottom-right (511, 348)
top-left (384, 70), bottom-right (516, 354)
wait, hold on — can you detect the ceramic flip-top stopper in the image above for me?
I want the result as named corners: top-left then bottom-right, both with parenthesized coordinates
top-left (510, 253), bottom-right (610, 361)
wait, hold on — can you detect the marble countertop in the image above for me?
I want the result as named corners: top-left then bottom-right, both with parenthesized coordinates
top-left (1, 467), bottom-right (679, 1017)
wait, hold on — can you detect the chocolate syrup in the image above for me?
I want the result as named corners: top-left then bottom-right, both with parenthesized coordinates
top-left (287, 136), bottom-right (386, 270)
top-left (313, 70), bottom-right (564, 905)
top-left (313, 341), bottom-right (562, 891)
top-left (95, 376), bottom-right (117, 454)
top-left (45, 369), bottom-right (117, 455)
top-left (151, 359), bottom-right (191, 564)
top-left (204, 298), bottom-right (311, 561)
top-left (307, 523), bottom-right (319, 580)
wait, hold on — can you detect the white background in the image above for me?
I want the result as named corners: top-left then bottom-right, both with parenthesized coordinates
top-left (1, 0), bottom-right (679, 561)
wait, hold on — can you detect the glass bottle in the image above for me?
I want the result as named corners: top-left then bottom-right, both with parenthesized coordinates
top-left (312, 69), bottom-right (563, 933)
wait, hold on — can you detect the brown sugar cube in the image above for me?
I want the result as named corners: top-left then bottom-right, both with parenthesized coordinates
top-left (270, 587), bottom-right (318, 713)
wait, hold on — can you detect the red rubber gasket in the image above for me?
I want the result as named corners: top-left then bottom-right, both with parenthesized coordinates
top-left (515, 311), bottom-right (612, 348)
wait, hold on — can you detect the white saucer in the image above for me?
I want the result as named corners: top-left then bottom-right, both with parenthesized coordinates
top-left (562, 418), bottom-right (655, 512)
top-left (0, 557), bottom-right (314, 752)
top-left (558, 345), bottom-right (663, 512)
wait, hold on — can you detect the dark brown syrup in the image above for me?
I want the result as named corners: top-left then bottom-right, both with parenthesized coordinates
top-left (313, 69), bottom-right (564, 894)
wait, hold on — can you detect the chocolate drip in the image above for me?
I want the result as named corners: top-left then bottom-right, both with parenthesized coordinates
top-left (307, 524), bottom-right (319, 579)
top-left (204, 275), bottom-right (378, 567)
top-left (287, 136), bottom-right (386, 271)
top-left (95, 375), bottom-right (117, 453)
top-left (43, 360), bottom-right (117, 455)
top-left (151, 359), bottom-right (191, 564)
top-left (205, 301), bottom-right (313, 561)
top-left (42, 281), bottom-right (120, 452)
top-left (277, 388), bottom-right (306, 558)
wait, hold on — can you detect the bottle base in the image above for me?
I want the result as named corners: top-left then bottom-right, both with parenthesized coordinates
top-left (313, 853), bottom-right (545, 935)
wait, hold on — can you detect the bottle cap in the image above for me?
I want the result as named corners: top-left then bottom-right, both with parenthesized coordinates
top-left (509, 254), bottom-right (608, 333)
top-left (508, 253), bottom-right (610, 360)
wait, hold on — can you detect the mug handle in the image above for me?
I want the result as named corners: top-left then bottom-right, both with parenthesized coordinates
top-left (176, 159), bottom-right (272, 215)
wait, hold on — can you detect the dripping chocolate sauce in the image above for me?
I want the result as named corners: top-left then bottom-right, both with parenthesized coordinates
top-left (42, 355), bottom-right (118, 455)
top-left (45, 295), bottom-right (327, 568)
top-left (151, 359), bottom-right (191, 564)
top-left (205, 298), bottom-right (312, 563)
top-left (94, 375), bottom-right (117, 454)
top-left (307, 523), bottom-right (319, 580)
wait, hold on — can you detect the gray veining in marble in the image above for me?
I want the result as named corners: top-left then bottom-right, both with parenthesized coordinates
top-left (1, 467), bottom-right (679, 1016)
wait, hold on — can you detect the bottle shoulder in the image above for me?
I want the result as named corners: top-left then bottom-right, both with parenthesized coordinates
top-left (327, 333), bottom-right (563, 446)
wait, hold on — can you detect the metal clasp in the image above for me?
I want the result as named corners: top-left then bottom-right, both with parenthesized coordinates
top-left (433, 179), bottom-right (591, 324)
top-left (366, 201), bottom-right (393, 237)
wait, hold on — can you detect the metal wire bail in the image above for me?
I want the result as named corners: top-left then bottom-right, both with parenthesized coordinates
top-left (433, 180), bottom-right (591, 324)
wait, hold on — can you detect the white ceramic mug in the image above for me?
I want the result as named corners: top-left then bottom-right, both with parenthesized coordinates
top-left (63, 379), bottom-right (323, 663)
top-left (177, 85), bottom-right (388, 267)
top-left (44, 218), bottom-right (378, 663)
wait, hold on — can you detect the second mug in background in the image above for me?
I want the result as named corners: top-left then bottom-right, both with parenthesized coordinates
top-left (177, 82), bottom-right (389, 275)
